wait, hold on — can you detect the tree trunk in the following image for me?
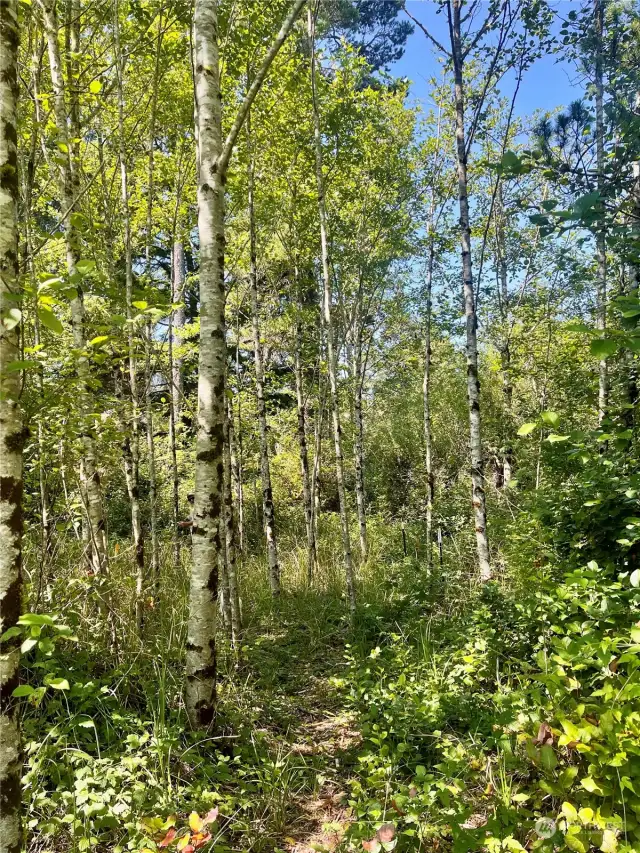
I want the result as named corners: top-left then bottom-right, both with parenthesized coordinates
top-left (594, 0), bottom-right (608, 424)
top-left (423, 235), bottom-right (435, 568)
top-left (496, 185), bottom-right (513, 486)
top-left (309, 8), bottom-right (356, 612)
top-left (114, 1), bottom-right (145, 626)
top-left (247, 114), bottom-right (280, 596)
top-left (0, 3), bottom-right (24, 847)
top-left (169, 240), bottom-right (185, 566)
top-left (228, 391), bottom-right (244, 556)
top-left (449, 0), bottom-right (491, 581)
top-left (186, 0), bottom-right (225, 729)
top-left (40, 0), bottom-right (109, 580)
top-left (224, 399), bottom-right (242, 645)
top-left (186, 0), bottom-right (304, 727)
top-left (626, 94), bottom-right (640, 427)
top-left (144, 323), bottom-right (159, 584)
top-left (144, 11), bottom-right (163, 585)
top-left (294, 310), bottom-right (317, 582)
top-left (352, 329), bottom-right (368, 561)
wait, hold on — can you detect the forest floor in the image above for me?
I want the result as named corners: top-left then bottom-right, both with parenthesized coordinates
top-left (237, 591), bottom-right (362, 852)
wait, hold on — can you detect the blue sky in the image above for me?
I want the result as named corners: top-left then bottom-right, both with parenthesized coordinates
top-left (391, 2), bottom-right (586, 121)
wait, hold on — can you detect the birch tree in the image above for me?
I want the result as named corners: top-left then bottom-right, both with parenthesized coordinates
top-left (0, 1), bottom-right (24, 848)
top-left (39, 0), bottom-right (109, 579)
top-left (247, 113), bottom-right (280, 595)
top-left (309, 6), bottom-right (356, 612)
top-left (186, 0), bottom-right (306, 728)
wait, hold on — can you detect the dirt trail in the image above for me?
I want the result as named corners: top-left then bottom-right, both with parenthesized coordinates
top-left (285, 705), bottom-right (360, 853)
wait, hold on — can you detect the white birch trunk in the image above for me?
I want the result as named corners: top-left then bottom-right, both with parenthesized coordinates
top-left (0, 3), bottom-right (24, 847)
top-left (114, 2), bottom-right (145, 624)
top-left (423, 235), bottom-right (435, 568)
top-left (186, 0), bottom-right (305, 727)
top-left (309, 8), bottom-right (356, 611)
top-left (594, 0), bottom-right (608, 424)
top-left (186, 0), bottom-right (225, 729)
top-left (450, 0), bottom-right (491, 581)
top-left (40, 0), bottom-right (109, 579)
top-left (248, 121), bottom-right (280, 595)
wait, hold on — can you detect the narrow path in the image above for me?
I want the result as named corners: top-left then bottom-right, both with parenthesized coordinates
top-left (243, 598), bottom-right (363, 852)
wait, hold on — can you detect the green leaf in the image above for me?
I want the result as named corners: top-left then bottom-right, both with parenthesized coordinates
top-left (600, 829), bottom-right (617, 853)
top-left (547, 434), bottom-right (569, 443)
top-left (580, 776), bottom-right (603, 794)
top-left (630, 569), bottom-right (640, 588)
top-left (89, 335), bottom-right (109, 347)
top-left (21, 638), bottom-right (37, 653)
top-left (541, 410), bottom-right (560, 428)
top-left (565, 323), bottom-right (592, 333)
top-left (45, 677), bottom-right (70, 691)
top-left (630, 627), bottom-right (640, 642)
top-left (132, 300), bottom-right (148, 310)
top-left (562, 802), bottom-right (578, 822)
top-left (501, 150), bottom-right (521, 170)
top-left (4, 360), bottom-right (39, 372)
top-left (565, 833), bottom-right (588, 853)
top-left (573, 191), bottom-right (601, 215)
top-left (2, 308), bottom-right (22, 330)
top-left (518, 422), bottom-right (537, 436)
top-left (12, 685), bottom-right (35, 697)
top-left (38, 307), bottom-right (63, 335)
top-left (590, 338), bottom-right (618, 358)
top-left (89, 80), bottom-right (102, 94)
top-left (540, 744), bottom-right (557, 770)
top-left (75, 259), bottom-right (96, 275)
top-left (18, 613), bottom-right (55, 626)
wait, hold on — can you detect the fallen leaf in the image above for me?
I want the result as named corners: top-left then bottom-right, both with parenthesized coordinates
top-left (533, 722), bottom-right (554, 746)
top-left (408, 787), bottom-right (418, 798)
top-left (177, 834), bottom-right (192, 851)
top-left (189, 812), bottom-right (203, 832)
top-left (363, 840), bottom-right (381, 852)
top-left (192, 831), bottom-right (212, 849)
top-left (203, 807), bottom-right (219, 826)
top-left (377, 823), bottom-right (395, 843)
top-left (158, 827), bottom-right (177, 848)
top-left (390, 799), bottom-right (405, 816)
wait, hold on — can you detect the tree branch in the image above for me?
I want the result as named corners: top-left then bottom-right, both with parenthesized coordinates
top-left (401, 3), bottom-right (451, 57)
top-left (218, 0), bottom-right (307, 174)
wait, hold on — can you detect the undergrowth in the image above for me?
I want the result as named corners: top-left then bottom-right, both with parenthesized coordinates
top-left (18, 516), bottom-right (640, 853)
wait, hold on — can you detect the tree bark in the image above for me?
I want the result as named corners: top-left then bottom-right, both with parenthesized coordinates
top-left (144, 9), bottom-right (163, 585)
top-left (40, 0), bottom-right (109, 580)
top-left (169, 240), bottom-right (185, 566)
top-left (228, 389), bottom-right (244, 556)
top-left (0, 3), bottom-right (24, 848)
top-left (114, 0), bottom-right (145, 627)
top-left (224, 399), bottom-right (242, 645)
top-left (448, 0), bottom-right (491, 581)
top-left (293, 301), bottom-right (316, 582)
top-left (247, 113), bottom-right (280, 595)
top-left (187, 0), bottom-right (305, 728)
top-left (352, 324), bottom-right (368, 561)
top-left (309, 8), bottom-right (356, 612)
top-left (594, 0), bottom-right (608, 424)
top-left (495, 185), bottom-right (513, 486)
top-left (423, 234), bottom-right (435, 568)
top-left (186, 0), bottom-right (225, 729)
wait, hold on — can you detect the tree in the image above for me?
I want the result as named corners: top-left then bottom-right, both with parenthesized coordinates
top-left (186, 0), bottom-right (306, 728)
top-left (0, 2), bottom-right (24, 849)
